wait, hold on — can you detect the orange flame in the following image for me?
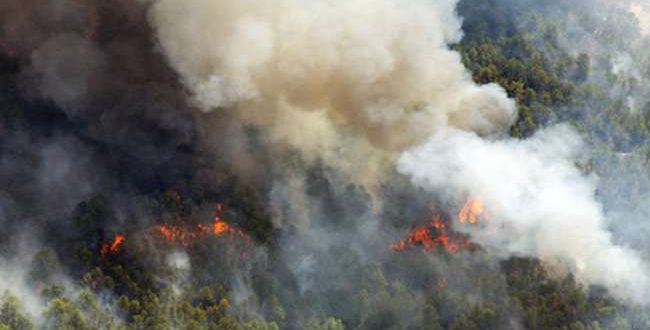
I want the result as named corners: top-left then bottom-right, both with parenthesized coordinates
top-left (99, 203), bottom-right (251, 256)
top-left (458, 198), bottom-right (489, 224)
top-left (101, 234), bottom-right (125, 257)
top-left (390, 215), bottom-right (471, 253)
top-left (151, 216), bottom-right (250, 247)
top-left (391, 198), bottom-right (487, 254)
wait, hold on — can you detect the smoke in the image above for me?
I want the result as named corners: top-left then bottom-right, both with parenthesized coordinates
top-left (22, 33), bottom-right (106, 115)
top-left (166, 250), bottom-right (191, 298)
top-left (0, 0), bottom-right (205, 325)
top-left (0, 241), bottom-right (47, 319)
top-left (0, 0), bottom-right (206, 247)
top-left (143, 0), bottom-right (650, 308)
top-left (146, 0), bottom-right (515, 184)
top-left (398, 125), bottom-right (650, 304)
top-left (1, 0), bottom-right (650, 327)
top-left (0, 0), bottom-right (97, 59)
top-left (630, 1), bottom-right (650, 35)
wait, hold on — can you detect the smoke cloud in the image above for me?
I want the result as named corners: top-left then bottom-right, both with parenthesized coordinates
top-left (146, 0), bottom-right (516, 175)
top-left (144, 0), bottom-right (650, 307)
top-left (630, 1), bottom-right (650, 35)
top-left (2, 0), bottom-right (650, 326)
top-left (23, 33), bottom-right (105, 115)
top-left (398, 125), bottom-right (650, 304)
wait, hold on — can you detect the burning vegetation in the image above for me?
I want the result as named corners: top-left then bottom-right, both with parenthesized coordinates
top-left (391, 199), bottom-right (488, 253)
top-left (149, 215), bottom-right (251, 248)
top-left (458, 199), bottom-right (488, 224)
top-left (100, 233), bottom-right (125, 257)
top-left (100, 205), bottom-right (251, 256)
top-left (4, 0), bottom-right (650, 327)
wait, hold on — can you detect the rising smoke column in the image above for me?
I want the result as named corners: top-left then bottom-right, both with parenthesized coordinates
top-left (144, 0), bottom-right (515, 180)
top-left (145, 0), bottom-right (650, 306)
top-left (398, 126), bottom-right (650, 304)
top-left (143, 0), bottom-right (517, 311)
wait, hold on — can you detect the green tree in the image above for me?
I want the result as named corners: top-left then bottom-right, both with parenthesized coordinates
top-left (0, 293), bottom-right (34, 330)
top-left (44, 298), bottom-right (92, 330)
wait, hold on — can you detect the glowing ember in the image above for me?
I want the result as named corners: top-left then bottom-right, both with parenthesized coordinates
top-left (101, 234), bottom-right (125, 256)
top-left (212, 220), bottom-right (230, 235)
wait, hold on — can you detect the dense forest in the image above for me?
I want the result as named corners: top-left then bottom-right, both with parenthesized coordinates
top-left (1, 0), bottom-right (650, 329)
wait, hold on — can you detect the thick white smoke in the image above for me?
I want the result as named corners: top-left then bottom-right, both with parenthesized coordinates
top-left (145, 0), bottom-right (650, 306)
top-left (630, 1), bottom-right (650, 35)
top-left (398, 125), bottom-right (650, 304)
top-left (145, 0), bottom-right (515, 166)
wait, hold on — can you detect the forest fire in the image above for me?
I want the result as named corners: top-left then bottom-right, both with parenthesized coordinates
top-left (99, 205), bottom-right (251, 256)
top-left (458, 199), bottom-right (489, 224)
top-left (150, 216), bottom-right (250, 247)
top-left (100, 234), bottom-right (125, 256)
top-left (390, 215), bottom-right (473, 253)
top-left (391, 199), bottom-right (487, 253)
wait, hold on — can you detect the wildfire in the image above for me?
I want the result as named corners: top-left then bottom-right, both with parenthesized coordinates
top-left (390, 215), bottom-right (472, 253)
top-left (150, 216), bottom-right (250, 247)
top-left (391, 198), bottom-right (487, 254)
top-left (99, 204), bottom-right (251, 256)
top-left (458, 199), bottom-right (489, 224)
top-left (100, 234), bottom-right (125, 256)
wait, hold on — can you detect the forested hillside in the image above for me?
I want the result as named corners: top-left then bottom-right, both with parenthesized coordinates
top-left (1, 0), bottom-right (649, 329)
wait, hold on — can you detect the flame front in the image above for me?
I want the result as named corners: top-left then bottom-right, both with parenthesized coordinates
top-left (101, 234), bottom-right (125, 256)
top-left (99, 204), bottom-right (251, 256)
top-left (151, 216), bottom-right (250, 247)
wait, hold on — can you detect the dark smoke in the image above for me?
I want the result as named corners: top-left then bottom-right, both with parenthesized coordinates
top-left (1, 0), bottom-right (650, 329)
